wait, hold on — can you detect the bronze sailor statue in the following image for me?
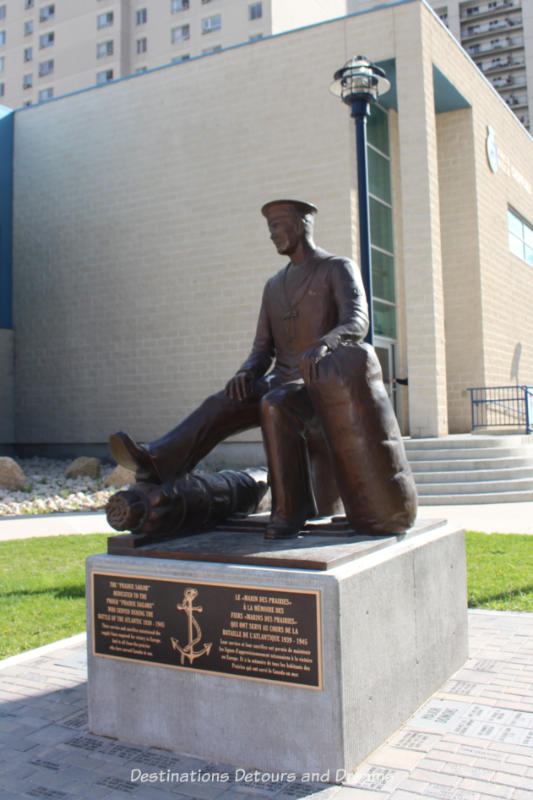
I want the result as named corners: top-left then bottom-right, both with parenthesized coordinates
top-left (108, 200), bottom-right (417, 540)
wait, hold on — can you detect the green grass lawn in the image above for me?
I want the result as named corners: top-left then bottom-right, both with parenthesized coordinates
top-left (466, 531), bottom-right (533, 612)
top-left (0, 534), bottom-right (108, 658)
top-left (0, 531), bottom-right (532, 659)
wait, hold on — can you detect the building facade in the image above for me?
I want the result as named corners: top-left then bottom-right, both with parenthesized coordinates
top-left (428, 0), bottom-right (533, 130)
top-left (0, 0), bottom-right (346, 109)
top-left (1, 1), bottom-right (530, 128)
top-left (1, 0), bottom-right (532, 460)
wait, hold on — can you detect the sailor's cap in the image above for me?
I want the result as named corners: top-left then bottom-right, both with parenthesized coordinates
top-left (261, 199), bottom-right (318, 218)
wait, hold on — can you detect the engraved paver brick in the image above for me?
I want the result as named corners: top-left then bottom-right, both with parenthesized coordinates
top-left (410, 786), bottom-right (478, 799)
top-left (458, 777), bottom-right (514, 798)
top-left (391, 731), bottom-right (442, 752)
top-left (276, 783), bottom-right (340, 799)
top-left (409, 768), bottom-right (460, 787)
top-left (361, 748), bottom-right (423, 770)
top-left (473, 757), bottom-right (527, 775)
top-left (324, 789), bottom-right (383, 799)
top-left (492, 772), bottom-right (533, 790)
top-left (344, 766), bottom-right (410, 793)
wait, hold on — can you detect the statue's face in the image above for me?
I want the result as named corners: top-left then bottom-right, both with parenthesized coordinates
top-left (266, 209), bottom-right (303, 256)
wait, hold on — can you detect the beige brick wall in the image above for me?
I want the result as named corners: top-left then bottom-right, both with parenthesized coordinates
top-left (476, 101), bottom-right (533, 390)
top-left (388, 109), bottom-right (410, 435)
top-left (437, 108), bottom-right (484, 433)
top-left (12, 16), bottom-right (374, 445)
top-left (395, 1), bottom-right (449, 437)
top-left (0, 329), bottom-right (14, 444)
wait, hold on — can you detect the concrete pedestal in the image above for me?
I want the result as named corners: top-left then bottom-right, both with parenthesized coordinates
top-left (86, 521), bottom-right (467, 776)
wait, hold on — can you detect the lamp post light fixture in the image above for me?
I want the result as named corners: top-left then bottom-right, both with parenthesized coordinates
top-left (330, 55), bottom-right (390, 345)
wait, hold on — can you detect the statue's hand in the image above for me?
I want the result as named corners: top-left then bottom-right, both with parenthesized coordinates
top-left (225, 371), bottom-right (252, 402)
top-left (301, 343), bottom-right (329, 383)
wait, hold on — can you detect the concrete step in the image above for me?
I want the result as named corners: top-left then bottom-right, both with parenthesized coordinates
top-left (413, 466), bottom-right (533, 483)
top-left (403, 435), bottom-right (532, 451)
top-left (405, 435), bottom-right (533, 504)
top-left (406, 446), bottom-right (533, 461)
top-left (410, 455), bottom-right (533, 472)
top-left (418, 490), bottom-right (533, 505)
top-left (417, 477), bottom-right (533, 494)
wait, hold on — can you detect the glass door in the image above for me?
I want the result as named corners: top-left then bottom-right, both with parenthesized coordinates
top-left (374, 338), bottom-right (397, 413)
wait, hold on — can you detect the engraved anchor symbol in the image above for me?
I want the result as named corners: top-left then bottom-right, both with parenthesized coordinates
top-left (170, 588), bottom-right (212, 665)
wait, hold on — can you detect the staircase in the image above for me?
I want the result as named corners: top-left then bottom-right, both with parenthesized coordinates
top-left (405, 434), bottom-right (533, 504)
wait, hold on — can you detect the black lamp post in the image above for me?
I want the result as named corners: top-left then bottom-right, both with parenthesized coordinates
top-left (330, 56), bottom-right (390, 346)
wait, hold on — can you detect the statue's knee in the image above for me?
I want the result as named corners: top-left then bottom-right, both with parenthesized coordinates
top-left (350, 343), bottom-right (374, 379)
top-left (260, 389), bottom-right (285, 421)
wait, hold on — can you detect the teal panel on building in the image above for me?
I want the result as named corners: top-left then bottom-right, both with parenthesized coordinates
top-left (0, 104), bottom-right (14, 330)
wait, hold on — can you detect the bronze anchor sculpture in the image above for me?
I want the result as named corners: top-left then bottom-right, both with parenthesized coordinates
top-left (171, 588), bottom-right (212, 666)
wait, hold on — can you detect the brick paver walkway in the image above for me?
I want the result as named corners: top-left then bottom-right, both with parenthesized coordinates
top-left (0, 610), bottom-right (532, 799)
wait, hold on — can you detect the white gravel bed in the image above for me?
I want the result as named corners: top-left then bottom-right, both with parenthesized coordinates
top-left (0, 457), bottom-right (119, 517)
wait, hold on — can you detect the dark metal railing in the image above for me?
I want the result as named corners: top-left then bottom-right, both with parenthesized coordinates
top-left (467, 385), bottom-right (533, 433)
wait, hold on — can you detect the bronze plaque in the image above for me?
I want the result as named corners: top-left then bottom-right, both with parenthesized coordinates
top-left (92, 572), bottom-right (322, 689)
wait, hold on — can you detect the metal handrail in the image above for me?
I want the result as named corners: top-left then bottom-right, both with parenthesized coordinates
top-left (467, 385), bottom-right (533, 434)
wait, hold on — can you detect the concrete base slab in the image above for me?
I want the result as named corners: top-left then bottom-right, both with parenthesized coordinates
top-left (86, 521), bottom-right (467, 777)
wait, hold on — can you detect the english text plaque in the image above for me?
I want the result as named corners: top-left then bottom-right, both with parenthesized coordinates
top-left (92, 572), bottom-right (322, 688)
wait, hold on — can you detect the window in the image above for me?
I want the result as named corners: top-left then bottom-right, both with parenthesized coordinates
top-left (135, 66), bottom-right (147, 73)
top-left (39, 31), bottom-right (54, 48)
top-left (249, 33), bottom-right (263, 41)
top-left (38, 86), bottom-right (53, 101)
top-left (135, 8), bottom-right (147, 25)
top-left (202, 0), bottom-right (215, 4)
top-left (171, 53), bottom-right (190, 62)
top-left (25, 0), bottom-right (34, 8)
top-left (367, 105), bottom-right (396, 338)
top-left (24, 46), bottom-right (33, 61)
top-left (38, 58), bottom-right (53, 76)
top-left (508, 209), bottom-right (533, 266)
top-left (0, 7), bottom-right (6, 21)
top-left (249, 3), bottom-right (262, 20)
top-left (171, 0), bottom-right (189, 11)
top-left (96, 40), bottom-right (113, 57)
top-left (202, 14), bottom-right (221, 33)
top-left (96, 68), bottom-right (113, 84)
top-left (97, 12), bottom-right (113, 29)
top-left (202, 44), bottom-right (221, 54)
top-left (39, 4), bottom-right (54, 22)
top-left (0, 31), bottom-right (5, 45)
top-left (0, 83), bottom-right (4, 96)
top-left (136, 37), bottom-right (147, 54)
top-left (0, 56), bottom-right (3, 71)
top-left (23, 73), bottom-right (33, 88)
top-left (171, 24), bottom-right (189, 42)
top-left (24, 20), bottom-right (34, 35)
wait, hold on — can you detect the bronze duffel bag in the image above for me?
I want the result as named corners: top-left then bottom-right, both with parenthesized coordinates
top-left (304, 342), bottom-right (418, 535)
